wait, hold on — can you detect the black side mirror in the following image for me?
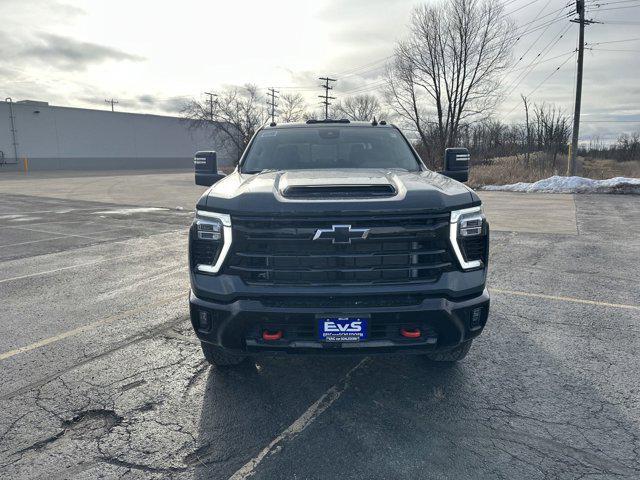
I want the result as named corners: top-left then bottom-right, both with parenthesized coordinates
top-left (441, 148), bottom-right (470, 182)
top-left (194, 151), bottom-right (225, 186)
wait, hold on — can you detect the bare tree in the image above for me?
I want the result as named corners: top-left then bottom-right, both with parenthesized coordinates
top-left (279, 93), bottom-right (307, 123)
top-left (385, 0), bottom-right (514, 162)
top-left (532, 102), bottom-right (571, 169)
top-left (182, 84), bottom-right (266, 163)
top-left (614, 132), bottom-right (640, 162)
top-left (333, 94), bottom-right (386, 121)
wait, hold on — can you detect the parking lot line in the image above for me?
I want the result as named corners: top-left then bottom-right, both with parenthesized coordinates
top-left (228, 358), bottom-right (370, 480)
top-left (0, 293), bottom-right (186, 361)
top-left (4, 225), bottom-right (117, 241)
top-left (0, 233), bottom-right (184, 284)
top-left (0, 236), bottom-right (71, 248)
top-left (0, 252), bottom-right (144, 284)
top-left (490, 288), bottom-right (640, 312)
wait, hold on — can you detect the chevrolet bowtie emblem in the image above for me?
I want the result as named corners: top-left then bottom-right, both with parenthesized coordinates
top-left (313, 225), bottom-right (370, 244)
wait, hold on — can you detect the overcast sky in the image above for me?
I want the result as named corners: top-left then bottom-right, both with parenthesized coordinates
top-left (1, 0), bottom-right (639, 141)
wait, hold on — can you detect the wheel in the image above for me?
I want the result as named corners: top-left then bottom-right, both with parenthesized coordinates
top-left (201, 342), bottom-right (247, 366)
top-left (423, 340), bottom-right (473, 365)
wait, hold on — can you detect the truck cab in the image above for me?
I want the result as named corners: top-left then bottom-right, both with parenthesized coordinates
top-left (189, 120), bottom-right (489, 366)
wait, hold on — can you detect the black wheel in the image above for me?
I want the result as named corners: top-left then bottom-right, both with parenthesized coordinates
top-left (423, 340), bottom-right (473, 365)
top-left (201, 342), bottom-right (247, 366)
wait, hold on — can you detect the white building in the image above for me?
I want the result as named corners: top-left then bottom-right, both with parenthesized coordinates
top-left (0, 99), bottom-right (237, 171)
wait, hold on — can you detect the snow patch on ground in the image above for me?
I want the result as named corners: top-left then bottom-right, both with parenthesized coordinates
top-left (482, 176), bottom-right (640, 194)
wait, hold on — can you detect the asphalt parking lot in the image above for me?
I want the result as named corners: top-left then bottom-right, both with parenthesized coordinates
top-left (0, 171), bottom-right (639, 479)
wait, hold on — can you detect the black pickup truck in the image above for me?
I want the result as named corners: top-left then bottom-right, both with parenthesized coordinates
top-left (189, 120), bottom-right (489, 366)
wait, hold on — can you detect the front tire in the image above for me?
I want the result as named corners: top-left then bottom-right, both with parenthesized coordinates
top-left (201, 342), bottom-right (247, 366)
top-left (423, 340), bottom-right (473, 365)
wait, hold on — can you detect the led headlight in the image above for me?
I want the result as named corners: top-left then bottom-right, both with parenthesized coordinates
top-left (191, 210), bottom-right (232, 274)
top-left (449, 206), bottom-right (487, 270)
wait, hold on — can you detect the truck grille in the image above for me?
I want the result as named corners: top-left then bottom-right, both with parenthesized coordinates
top-left (225, 213), bottom-right (455, 285)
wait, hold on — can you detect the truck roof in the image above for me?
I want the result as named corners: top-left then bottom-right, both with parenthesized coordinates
top-left (263, 119), bottom-right (394, 129)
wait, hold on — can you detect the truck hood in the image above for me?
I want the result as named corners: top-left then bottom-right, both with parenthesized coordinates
top-left (199, 169), bottom-right (479, 215)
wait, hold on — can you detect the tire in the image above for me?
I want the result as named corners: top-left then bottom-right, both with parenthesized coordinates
top-left (201, 342), bottom-right (247, 367)
top-left (423, 340), bottom-right (473, 365)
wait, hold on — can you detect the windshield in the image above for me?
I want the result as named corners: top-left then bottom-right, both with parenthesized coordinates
top-left (241, 126), bottom-right (421, 172)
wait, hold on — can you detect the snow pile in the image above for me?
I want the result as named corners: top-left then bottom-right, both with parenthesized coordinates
top-left (482, 176), bottom-right (640, 194)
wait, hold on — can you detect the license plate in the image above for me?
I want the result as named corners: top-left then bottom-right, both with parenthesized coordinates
top-left (318, 317), bottom-right (368, 342)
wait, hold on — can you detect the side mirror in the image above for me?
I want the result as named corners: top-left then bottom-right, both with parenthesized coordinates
top-left (194, 150), bottom-right (225, 186)
top-left (441, 148), bottom-right (470, 183)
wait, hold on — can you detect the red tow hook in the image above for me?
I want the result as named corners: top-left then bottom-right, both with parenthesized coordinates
top-left (262, 330), bottom-right (283, 341)
top-left (400, 328), bottom-right (421, 339)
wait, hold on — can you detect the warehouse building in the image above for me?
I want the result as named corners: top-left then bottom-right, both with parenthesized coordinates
top-left (0, 99), bottom-right (237, 171)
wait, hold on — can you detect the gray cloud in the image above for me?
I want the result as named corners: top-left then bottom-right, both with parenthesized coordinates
top-left (20, 33), bottom-right (144, 70)
top-left (104, 94), bottom-right (188, 114)
top-left (137, 94), bottom-right (157, 105)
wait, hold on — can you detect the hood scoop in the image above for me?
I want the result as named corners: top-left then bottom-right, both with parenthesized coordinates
top-left (278, 170), bottom-right (399, 199)
top-left (283, 184), bottom-right (396, 199)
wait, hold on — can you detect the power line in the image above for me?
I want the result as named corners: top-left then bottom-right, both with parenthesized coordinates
top-left (502, 0), bottom-right (528, 9)
top-left (511, 1), bottom-right (571, 35)
top-left (311, 0), bottom-right (570, 96)
top-left (339, 79), bottom-right (387, 95)
top-left (503, 22), bottom-right (572, 98)
top-left (504, 0), bottom-right (543, 17)
top-left (586, 3), bottom-right (640, 10)
top-left (509, 49), bottom-right (578, 72)
top-left (504, 51), bottom-right (576, 117)
top-left (334, 56), bottom-right (393, 78)
top-left (510, 10), bottom-right (573, 40)
top-left (586, 36), bottom-right (640, 45)
top-left (586, 0), bottom-right (640, 5)
top-left (597, 20), bottom-right (640, 24)
top-left (526, 53), bottom-right (575, 98)
top-left (318, 76), bottom-right (337, 119)
top-left (338, 4), bottom-right (575, 100)
top-left (588, 47), bottom-right (640, 51)
top-left (506, 0), bottom-right (562, 73)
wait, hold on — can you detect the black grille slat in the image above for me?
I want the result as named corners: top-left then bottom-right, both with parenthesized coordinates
top-left (235, 248), bottom-right (446, 259)
top-left (227, 213), bottom-right (454, 286)
top-left (228, 262), bottom-right (451, 273)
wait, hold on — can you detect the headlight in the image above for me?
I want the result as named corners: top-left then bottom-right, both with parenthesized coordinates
top-left (190, 210), bottom-right (232, 274)
top-left (449, 206), bottom-right (488, 270)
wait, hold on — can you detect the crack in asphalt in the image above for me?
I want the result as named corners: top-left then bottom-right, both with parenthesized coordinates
top-left (14, 409), bottom-right (123, 457)
top-left (0, 314), bottom-right (190, 401)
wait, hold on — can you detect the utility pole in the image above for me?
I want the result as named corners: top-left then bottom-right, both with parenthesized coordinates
top-left (568, 0), bottom-right (594, 176)
top-left (204, 92), bottom-right (217, 121)
top-left (266, 87), bottom-right (279, 123)
top-left (318, 77), bottom-right (337, 120)
top-left (104, 98), bottom-right (118, 112)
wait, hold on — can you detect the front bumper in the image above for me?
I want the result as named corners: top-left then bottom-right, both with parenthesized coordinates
top-left (189, 286), bottom-right (490, 355)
